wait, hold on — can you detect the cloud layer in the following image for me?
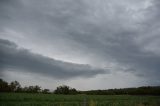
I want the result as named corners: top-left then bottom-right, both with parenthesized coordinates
top-left (0, 0), bottom-right (160, 88)
top-left (0, 39), bottom-right (106, 79)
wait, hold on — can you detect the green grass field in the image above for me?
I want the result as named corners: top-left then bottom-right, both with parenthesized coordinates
top-left (0, 93), bottom-right (160, 106)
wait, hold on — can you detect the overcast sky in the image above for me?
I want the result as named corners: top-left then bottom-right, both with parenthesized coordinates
top-left (0, 0), bottom-right (160, 90)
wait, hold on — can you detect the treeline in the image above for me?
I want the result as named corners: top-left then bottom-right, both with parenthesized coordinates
top-left (0, 78), bottom-right (78, 94)
top-left (81, 86), bottom-right (160, 95)
top-left (1, 78), bottom-right (160, 95)
top-left (0, 79), bottom-right (50, 93)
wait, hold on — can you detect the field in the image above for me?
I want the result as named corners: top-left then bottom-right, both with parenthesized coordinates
top-left (0, 93), bottom-right (160, 106)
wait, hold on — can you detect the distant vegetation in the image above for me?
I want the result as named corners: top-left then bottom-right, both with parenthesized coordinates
top-left (82, 87), bottom-right (160, 95)
top-left (0, 78), bottom-right (160, 95)
top-left (54, 85), bottom-right (78, 94)
top-left (0, 78), bottom-right (77, 94)
top-left (1, 78), bottom-right (160, 106)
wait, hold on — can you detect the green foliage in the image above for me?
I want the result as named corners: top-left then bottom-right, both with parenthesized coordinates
top-left (0, 93), bottom-right (160, 106)
top-left (0, 79), bottom-right (10, 92)
top-left (9, 81), bottom-right (21, 92)
top-left (0, 79), bottom-right (42, 93)
top-left (89, 100), bottom-right (97, 106)
top-left (81, 87), bottom-right (160, 95)
top-left (42, 89), bottom-right (50, 94)
top-left (1, 78), bottom-right (160, 95)
top-left (54, 85), bottom-right (78, 95)
top-left (23, 85), bottom-right (41, 93)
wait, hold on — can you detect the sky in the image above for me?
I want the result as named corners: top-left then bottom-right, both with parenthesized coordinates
top-left (0, 0), bottom-right (160, 90)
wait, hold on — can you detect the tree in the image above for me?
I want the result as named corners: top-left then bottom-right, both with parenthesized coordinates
top-left (69, 88), bottom-right (78, 94)
top-left (34, 85), bottom-right (41, 93)
top-left (0, 79), bottom-right (10, 92)
top-left (23, 86), bottom-right (29, 92)
top-left (9, 81), bottom-right (21, 92)
top-left (42, 89), bottom-right (50, 94)
top-left (54, 85), bottom-right (70, 94)
top-left (22, 85), bottom-right (41, 93)
top-left (54, 85), bottom-right (78, 94)
top-left (26, 85), bottom-right (41, 93)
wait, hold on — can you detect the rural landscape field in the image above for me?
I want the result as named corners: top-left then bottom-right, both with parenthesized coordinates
top-left (1, 79), bottom-right (160, 106)
top-left (1, 93), bottom-right (160, 106)
top-left (1, 0), bottom-right (160, 106)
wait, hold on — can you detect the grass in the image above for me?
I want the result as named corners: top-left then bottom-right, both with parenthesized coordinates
top-left (0, 93), bottom-right (160, 106)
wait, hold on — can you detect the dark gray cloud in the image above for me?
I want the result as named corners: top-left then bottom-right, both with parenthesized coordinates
top-left (0, 39), bottom-right (107, 79)
top-left (0, 0), bottom-right (160, 88)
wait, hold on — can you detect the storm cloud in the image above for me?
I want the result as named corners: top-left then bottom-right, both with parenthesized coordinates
top-left (0, 39), bottom-right (107, 79)
top-left (0, 0), bottom-right (160, 89)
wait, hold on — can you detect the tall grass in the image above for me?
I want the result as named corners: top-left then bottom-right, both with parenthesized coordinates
top-left (0, 93), bottom-right (160, 106)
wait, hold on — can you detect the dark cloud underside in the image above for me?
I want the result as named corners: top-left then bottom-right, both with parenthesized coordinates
top-left (0, 0), bottom-right (160, 88)
top-left (0, 39), bottom-right (106, 79)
